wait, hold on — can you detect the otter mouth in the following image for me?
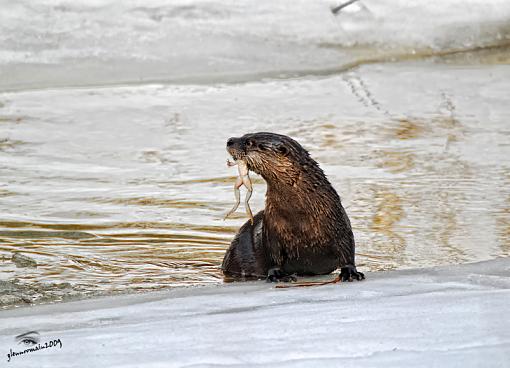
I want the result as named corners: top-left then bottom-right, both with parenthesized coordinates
top-left (230, 152), bottom-right (242, 161)
top-left (227, 148), bottom-right (254, 173)
top-left (227, 147), bottom-right (246, 162)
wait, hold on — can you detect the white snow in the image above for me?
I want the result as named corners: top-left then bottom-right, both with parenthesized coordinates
top-left (1, 258), bottom-right (509, 367)
top-left (2, 0), bottom-right (509, 90)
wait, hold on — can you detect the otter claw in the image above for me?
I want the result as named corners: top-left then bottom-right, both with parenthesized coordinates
top-left (267, 268), bottom-right (297, 283)
top-left (340, 265), bottom-right (365, 282)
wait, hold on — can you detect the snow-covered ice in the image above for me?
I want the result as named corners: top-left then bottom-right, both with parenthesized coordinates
top-left (2, 0), bottom-right (509, 90)
top-left (1, 258), bottom-right (509, 367)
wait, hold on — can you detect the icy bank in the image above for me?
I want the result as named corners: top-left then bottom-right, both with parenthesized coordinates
top-left (1, 257), bottom-right (509, 367)
top-left (2, 0), bottom-right (509, 90)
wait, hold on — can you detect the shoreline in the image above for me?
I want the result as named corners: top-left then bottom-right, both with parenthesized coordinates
top-left (2, 43), bottom-right (509, 94)
top-left (2, 256), bottom-right (507, 314)
top-left (1, 257), bottom-right (509, 367)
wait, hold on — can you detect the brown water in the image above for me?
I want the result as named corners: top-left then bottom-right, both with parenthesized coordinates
top-left (1, 54), bottom-right (510, 305)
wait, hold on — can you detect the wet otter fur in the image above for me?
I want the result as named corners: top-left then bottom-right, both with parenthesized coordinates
top-left (221, 132), bottom-right (364, 282)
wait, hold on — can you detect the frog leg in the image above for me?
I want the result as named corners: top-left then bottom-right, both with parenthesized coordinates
top-left (242, 176), bottom-right (254, 225)
top-left (224, 177), bottom-right (243, 219)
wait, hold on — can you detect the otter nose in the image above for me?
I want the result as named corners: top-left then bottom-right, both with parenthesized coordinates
top-left (226, 138), bottom-right (235, 147)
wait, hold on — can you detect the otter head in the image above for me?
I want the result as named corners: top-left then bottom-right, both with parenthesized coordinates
top-left (226, 132), bottom-right (317, 187)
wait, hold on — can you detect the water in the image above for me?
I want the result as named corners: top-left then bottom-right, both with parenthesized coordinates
top-left (1, 0), bottom-right (509, 307)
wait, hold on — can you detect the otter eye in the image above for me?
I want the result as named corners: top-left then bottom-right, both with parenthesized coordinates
top-left (277, 146), bottom-right (289, 156)
top-left (246, 139), bottom-right (255, 147)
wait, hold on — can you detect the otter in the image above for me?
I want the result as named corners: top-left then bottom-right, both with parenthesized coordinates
top-left (221, 132), bottom-right (364, 282)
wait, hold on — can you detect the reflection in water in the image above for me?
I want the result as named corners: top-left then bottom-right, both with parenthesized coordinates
top-left (437, 193), bottom-right (466, 262)
top-left (0, 138), bottom-right (25, 151)
top-left (1, 59), bottom-right (509, 307)
top-left (496, 200), bottom-right (510, 257)
top-left (495, 169), bottom-right (510, 256)
top-left (377, 150), bottom-right (416, 173)
top-left (392, 119), bottom-right (425, 140)
top-left (369, 190), bottom-right (406, 270)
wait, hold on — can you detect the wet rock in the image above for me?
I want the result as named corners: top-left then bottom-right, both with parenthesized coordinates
top-left (12, 252), bottom-right (37, 268)
top-left (0, 278), bottom-right (86, 309)
top-left (20, 295), bottom-right (34, 304)
top-left (0, 294), bottom-right (26, 306)
top-left (0, 280), bottom-right (17, 294)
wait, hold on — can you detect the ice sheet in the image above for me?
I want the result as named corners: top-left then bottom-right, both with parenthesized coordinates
top-left (1, 258), bottom-right (509, 367)
top-left (1, 0), bottom-right (509, 90)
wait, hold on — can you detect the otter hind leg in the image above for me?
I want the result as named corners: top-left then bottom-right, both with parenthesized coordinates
top-left (221, 211), bottom-right (269, 279)
top-left (340, 265), bottom-right (365, 282)
top-left (266, 267), bottom-right (297, 283)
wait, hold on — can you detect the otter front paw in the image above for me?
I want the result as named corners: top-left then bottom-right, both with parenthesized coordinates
top-left (266, 268), bottom-right (297, 283)
top-left (340, 265), bottom-right (365, 282)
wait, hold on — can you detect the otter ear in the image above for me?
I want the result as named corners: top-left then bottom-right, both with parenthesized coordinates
top-left (277, 145), bottom-right (289, 156)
